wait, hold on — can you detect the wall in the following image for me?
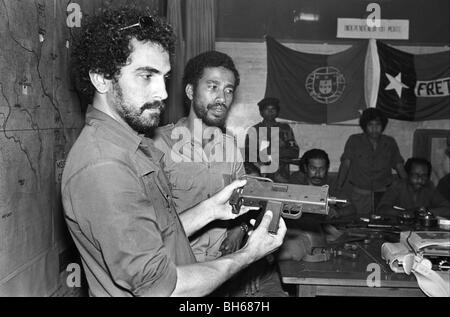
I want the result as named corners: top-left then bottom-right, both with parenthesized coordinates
top-left (218, 41), bottom-right (450, 173)
top-left (0, 0), bottom-right (160, 297)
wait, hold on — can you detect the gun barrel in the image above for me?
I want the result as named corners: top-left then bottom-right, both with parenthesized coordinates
top-left (328, 197), bottom-right (348, 204)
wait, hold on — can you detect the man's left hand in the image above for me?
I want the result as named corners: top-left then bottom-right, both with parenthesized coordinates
top-left (209, 179), bottom-right (259, 220)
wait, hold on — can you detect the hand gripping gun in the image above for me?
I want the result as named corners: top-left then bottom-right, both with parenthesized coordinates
top-left (229, 176), bottom-right (347, 234)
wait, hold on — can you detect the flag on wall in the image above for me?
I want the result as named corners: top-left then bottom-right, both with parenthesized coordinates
top-left (265, 36), bottom-right (367, 124)
top-left (376, 41), bottom-right (450, 121)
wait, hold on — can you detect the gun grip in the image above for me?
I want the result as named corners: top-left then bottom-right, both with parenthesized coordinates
top-left (229, 189), bottom-right (242, 214)
top-left (254, 200), bottom-right (283, 234)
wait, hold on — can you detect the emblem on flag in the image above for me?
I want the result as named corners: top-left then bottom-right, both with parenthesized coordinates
top-left (305, 66), bottom-right (346, 104)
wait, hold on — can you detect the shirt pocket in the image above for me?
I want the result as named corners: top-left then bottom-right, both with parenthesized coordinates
top-left (168, 173), bottom-right (195, 197)
top-left (141, 174), bottom-right (175, 234)
top-left (354, 148), bottom-right (370, 168)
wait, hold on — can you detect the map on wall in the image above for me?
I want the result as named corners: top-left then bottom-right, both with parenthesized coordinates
top-left (0, 0), bottom-right (84, 295)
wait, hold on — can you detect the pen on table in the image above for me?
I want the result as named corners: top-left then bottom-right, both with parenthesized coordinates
top-left (393, 206), bottom-right (406, 211)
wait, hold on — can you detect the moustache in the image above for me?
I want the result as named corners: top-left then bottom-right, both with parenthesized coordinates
top-left (140, 101), bottom-right (166, 114)
top-left (207, 103), bottom-right (227, 111)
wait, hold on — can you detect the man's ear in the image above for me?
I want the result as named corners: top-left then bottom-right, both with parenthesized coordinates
top-left (89, 71), bottom-right (112, 94)
top-left (185, 84), bottom-right (194, 101)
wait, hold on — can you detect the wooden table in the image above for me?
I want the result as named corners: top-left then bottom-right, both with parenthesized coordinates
top-left (279, 238), bottom-right (425, 297)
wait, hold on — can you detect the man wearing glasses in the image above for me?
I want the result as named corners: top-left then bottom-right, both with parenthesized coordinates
top-left (62, 7), bottom-right (286, 297)
top-left (377, 157), bottom-right (450, 219)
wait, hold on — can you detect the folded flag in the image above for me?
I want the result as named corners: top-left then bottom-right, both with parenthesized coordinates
top-left (376, 41), bottom-right (450, 121)
top-left (265, 36), bottom-right (367, 124)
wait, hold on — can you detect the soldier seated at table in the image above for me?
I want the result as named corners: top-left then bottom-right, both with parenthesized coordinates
top-left (278, 149), bottom-right (355, 262)
top-left (291, 149), bottom-right (356, 219)
top-left (377, 157), bottom-right (450, 219)
top-left (244, 97), bottom-right (299, 183)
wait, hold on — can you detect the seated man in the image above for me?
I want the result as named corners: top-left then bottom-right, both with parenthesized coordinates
top-left (377, 157), bottom-right (450, 219)
top-left (244, 97), bottom-right (299, 183)
top-left (291, 149), bottom-right (355, 219)
top-left (278, 149), bottom-right (355, 261)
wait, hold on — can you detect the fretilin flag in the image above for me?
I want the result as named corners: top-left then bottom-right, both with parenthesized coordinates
top-left (376, 41), bottom-right (450, 121)
top-left (265, 36), bottom-right (367, 124)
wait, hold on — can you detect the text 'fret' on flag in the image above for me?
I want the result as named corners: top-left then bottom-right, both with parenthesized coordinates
top-left (376, 40), bottom-right (450, 121)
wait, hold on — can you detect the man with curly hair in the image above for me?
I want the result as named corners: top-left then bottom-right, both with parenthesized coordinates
top-left (335, 108), bottom-right (407, 215)
top-left (62, 7), bottom-right (286, 297)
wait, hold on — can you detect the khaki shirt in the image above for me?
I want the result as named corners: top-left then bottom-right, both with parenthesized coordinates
top-left (62, 107), bottom-right (195, 297)
top-left (154, 118), bottom-right (245, 261)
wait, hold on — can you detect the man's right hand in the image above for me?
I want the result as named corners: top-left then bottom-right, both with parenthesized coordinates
top-left (242, 210), bottom-right (286, 263)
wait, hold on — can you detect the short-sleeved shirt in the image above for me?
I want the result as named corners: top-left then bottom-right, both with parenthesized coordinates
top-left (377, 179), bottom-right (450, 212)
top-left (341, 133), bottom-right (404, 191)
top-left (61, 107), bottom-right (196, 297)
top-left (154, 117), bottom-right (245, 262)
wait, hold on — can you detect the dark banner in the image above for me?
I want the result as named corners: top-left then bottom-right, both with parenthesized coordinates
top-left (265, 36), bottom-right (367, 124)
top-left (376, 41), bottom-right (450, 121)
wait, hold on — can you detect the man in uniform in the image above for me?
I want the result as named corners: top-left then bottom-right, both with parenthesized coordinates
top-left (245, 97), bottom-right (299, 182)
top-left (154, 51), bottom-right (246, 262)
top-left (154, 51), bottom-right (286, 296)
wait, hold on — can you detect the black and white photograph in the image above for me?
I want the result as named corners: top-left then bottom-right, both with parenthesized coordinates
top-left (0, 0), bottom-right (449, 302)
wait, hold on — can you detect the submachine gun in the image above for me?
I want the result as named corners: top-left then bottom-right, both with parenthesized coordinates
top-left (229, 176), bottom-right (347, 233)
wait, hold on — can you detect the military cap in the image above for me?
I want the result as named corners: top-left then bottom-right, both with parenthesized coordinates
top-left (257, 97), bottom-right (280, 110)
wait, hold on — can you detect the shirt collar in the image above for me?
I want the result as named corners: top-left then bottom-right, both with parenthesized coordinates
top-left (85, 105), bottom-right (143, 153)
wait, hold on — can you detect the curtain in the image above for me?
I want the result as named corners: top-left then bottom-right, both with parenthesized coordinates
top-left (185, 0), bottom-right (216, 61)
top-left (163, 0), bottom-right (187, 124)
top-left (162, 0), bottom-right (216, 124)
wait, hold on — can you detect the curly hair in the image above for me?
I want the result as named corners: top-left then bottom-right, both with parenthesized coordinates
top-left (300, 149), bottom-right (330, 173)
top-left (359, 108), bottom-right (388, 132)
top-left (183, 51), bottom-right (240, 90)
top-left (71, 7), bottom-right (175, 100)
top-left (404, 157), bottom-right (432, 177)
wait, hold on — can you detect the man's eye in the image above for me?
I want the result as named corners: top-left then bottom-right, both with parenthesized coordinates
top-left (142, 74), bottom-right (153, 80)
top-left (208, 84), bottom-right (217, 90)
top-left (225, 88), bottom-right (234, 94)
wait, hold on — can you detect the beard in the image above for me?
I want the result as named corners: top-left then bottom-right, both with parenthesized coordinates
top-left (112, 82), bottom-right (165, 134)
top-left (192, 100), bottom-right (228, 129)
top-left (309, 177), bottom-right (325, 186)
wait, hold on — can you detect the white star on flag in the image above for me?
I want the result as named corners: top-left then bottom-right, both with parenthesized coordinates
top-left (385, 72), bottom-right (409, 98)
